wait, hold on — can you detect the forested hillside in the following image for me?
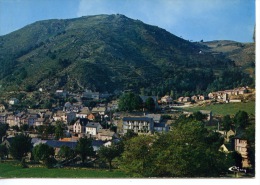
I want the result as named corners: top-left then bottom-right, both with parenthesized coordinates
top-left (0, 14), bottom-right (254, 96)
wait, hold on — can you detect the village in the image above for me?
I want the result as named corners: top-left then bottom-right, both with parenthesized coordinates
top-left (0, 86), bottom-right (255, 170)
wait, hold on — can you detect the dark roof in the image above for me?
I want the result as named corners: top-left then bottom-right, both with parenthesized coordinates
top-left (45, 140), bottom-right (78, 149)
top-left (122, 117), bottom-right (153, 122)
top-left (36, 139), bottom-right (104, 149)
top-left (92, 140), bottom-right (104, 147)
top-left (224, 143), bottom-right (233, 151)
top-left (86, 122), bottom-right (101, 128)
top-left (79, 118), bottom-right (88, 126)
top-left (154, 123), bottom-right (166, 128)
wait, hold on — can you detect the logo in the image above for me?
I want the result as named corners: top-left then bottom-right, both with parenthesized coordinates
top-left (228, 166), bottom-right (246, 173)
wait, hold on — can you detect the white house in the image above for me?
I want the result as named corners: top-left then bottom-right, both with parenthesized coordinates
top-left (73, 118), bottom-right (88, 134)
top-left (85, 122), bottom-right (102, 136)
top-left (9, 98), bottom-right (19, 105)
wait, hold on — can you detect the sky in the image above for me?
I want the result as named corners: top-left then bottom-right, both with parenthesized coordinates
top-left (0, 0), bottom-right (256, 42)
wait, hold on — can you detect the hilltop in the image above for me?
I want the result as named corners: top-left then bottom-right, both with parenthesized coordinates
top-left (198, 40), bottom-right (255, 77)
top-left (0, 14), bottom-right (254, 96)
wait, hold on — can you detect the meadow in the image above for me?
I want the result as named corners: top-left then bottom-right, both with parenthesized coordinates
top-left (182, 101), bottom-right (255, 116)
top-left (0, 162), bottom-right (128, 178)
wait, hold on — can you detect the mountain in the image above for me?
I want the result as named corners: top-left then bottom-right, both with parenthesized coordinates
top-left (198, 40), bottom-right (255, 77)
top-left (0, 14), bottom-right (254, 96)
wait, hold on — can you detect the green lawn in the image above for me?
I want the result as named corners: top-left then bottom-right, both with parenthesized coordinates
top-left (0, 162), bottom-right (128, 178)
top-left (182, 101), bottom-right (255, 116)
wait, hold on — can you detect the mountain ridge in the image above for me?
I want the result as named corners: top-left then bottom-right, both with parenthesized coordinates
top-left (0, 14), bottom-right (254, 96)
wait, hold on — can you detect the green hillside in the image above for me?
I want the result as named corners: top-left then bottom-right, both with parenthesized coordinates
top-left (0, 14), bottom-right (254, 95)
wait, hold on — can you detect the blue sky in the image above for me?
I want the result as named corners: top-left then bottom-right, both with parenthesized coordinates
top-left (0, 0), bottom-right (256, 42)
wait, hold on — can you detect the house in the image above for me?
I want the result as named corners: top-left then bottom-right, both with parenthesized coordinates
top-left (208, 92), bottom-right (217, 99)
top-left (97, 129), bottom-right (117, 141)
top-left (6, 115), bottom-right (16, 127)
top-left (219, 143), bottom-right (233, 153)
top-left (122, 117), bottom-right (154, 134)
top-left (73, 118), bottom-right (88, 134)
top-left (238, 87), bottom-right (248, 94)
top-left (87, 113), bottom-right (96, 120)
top-left (63, 102), bottom-right (72, 111)
top-left (191, 95), bottom-right (198, 101)
top-left (178, 97), bottom-right (184, 102)
top-left (35, 117), bottom-right (45, 127)
top-left (183, 97), bottom-right (191, 102)
top-left (76, 107), bottom-right (90, 118)
top-left (53, 110), bottom-right (65, 122)
top-left (234, 134), bottom-right (250, 167)
top-left (225, 129), bottom-right (235, 142)
top-left (145, 114), bottom-right (162, 124)
top-left (65, 112), bottom-right (76, 124)
top-left (82, 89), bottom-right (100, 100)
top-left (55, 90), bottom-right (67, 98)
top-left (154, 123), bottom-right (169, 133)
top-left (0, 113), bottom-right (7, 124)
top-left (92, 140), bottom-right (105, 151)
top-left (91, 107), bottom-right (106, 116)
top-left (198, 95), bottom-right (206, 101)
top-left (223, 93), bottom-right (228, 101)
top-left (1, 136), bottom-right (14, 148)
top-left (161, 95), bottom-right (173, 103)
top-left (107, 100), bottom-right (119, 111)
top-left (0, 104), bottom-right (5, 112)
top-left (27, 114), bottom-right (39, 127)
top-left (9, 98), bottom-right (19, 105)
top-left (85, 122), bottom-right (102, 136)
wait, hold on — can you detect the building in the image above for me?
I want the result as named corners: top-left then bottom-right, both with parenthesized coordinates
top-left (82, 89), bottom-right (100, 100)
top-left (9, 98), bottom-right (19, 105)
top-left (122, 117), bottom-right (154, 134)
top-left (145, 114), bottom-right (162, 123)
top-left (97, 129), bottom-right (117, 141)
top-left (154, 123), bottom-right (169, 133)
top-left (73, 118), bottom-right (88, 134)
top-left (85, 122), bottom-right (102, 136)
top-left (0, 113), bottom-right (7, 124)
top-left (161, 95), bottom-right (173, 103)
top-left (0, 104), bottom-right (5, 112)
top-left (234, 134), bottom-right (250, 168)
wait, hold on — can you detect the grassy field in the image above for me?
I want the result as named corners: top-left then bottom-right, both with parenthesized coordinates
top-left (182, 101), bottom-right (255, 116)
top-left (0, 162), bottom-right (128, 178)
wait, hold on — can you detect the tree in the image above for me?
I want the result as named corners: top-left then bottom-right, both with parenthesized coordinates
top-left (120, 135), bottom-right (154, 177)
top-left (58, 145), bottom-right (75, 160)
top-left (151, 120), bottom-right (227, 177)
top-left (33, 143), bottom-right (57, 168)
top-left (222, 115), bottom-right (232, 131)
top-left (75, 137), bottom-right (94, 163)
top-left (33, 143), bottom-right (54, 161)
top-left (118, 92), bottom-right (142, 111)
top-left (145, 97), bottom-right (155, 112)
top-left (20, 124), bottom-right (29, 132)
top-left (234, 111), bottom-right (249, 131)
top-left (55, 121), bottom-right (65, 140)
top-left (120, 119), bottom-right (229, 177)
top-left (9, 134), bottom-right (32, 161)
top-left (98, 144), bottom-right (120, 171)
top-left (191, 111), bottom-right (207, 121)
top-left (0, 145), bottom-right (8, 159)
top-left (0, 123), bottom-right (9, 139)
